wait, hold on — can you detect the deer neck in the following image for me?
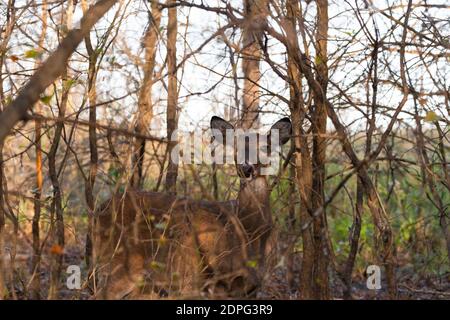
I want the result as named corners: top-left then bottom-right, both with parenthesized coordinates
top-left (236, 176), bottom-right (271, 236)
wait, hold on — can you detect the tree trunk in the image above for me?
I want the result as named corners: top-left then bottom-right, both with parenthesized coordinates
top-left (311, 0), bottom-right (330, 299)
top-left (285, 0), bottom-right (315, 300)
top-left (343, 178), bottom-right (363, 299)
top-left (131, 1), bottom-right (162, 188)
top-left (47, 70), bottom-right (70, 300)
top-left (83, 0), bottom-right (99, 271)
top-left (241, 0), bottom-right (267, 129)
top-left (164, 0), bottom-right (179, 193)
top-left (286, 164), bottom-right (297, 291)
top-left (0, 142), bottom-right (5, 299)
top-left (47, 2), bottom-right (75, 297)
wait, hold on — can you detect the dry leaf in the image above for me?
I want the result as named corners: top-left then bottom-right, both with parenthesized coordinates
top-left (50, 244), bottom-right (64, 255)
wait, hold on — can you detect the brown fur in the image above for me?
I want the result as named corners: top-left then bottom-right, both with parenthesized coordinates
top-left (93, 191), bottom-right (261, 299)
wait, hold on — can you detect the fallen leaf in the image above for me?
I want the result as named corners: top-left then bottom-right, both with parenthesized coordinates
top-left (50, 244), bottom-right (64, 255)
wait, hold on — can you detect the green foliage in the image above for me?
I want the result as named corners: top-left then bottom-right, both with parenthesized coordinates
top-left (315, 55), bottom-right (322, 66)
top-left (154, 222), bottom-right (167, 231)
top-left (39, 94), bottom-right (53, 105)
top-left (269, 151), bottom-right (449, 276)
top-left (65, 78), bottom-right (79, 90)
top-left (108, 166), bottom-right (121, 183)
top-left (150, 261), bottom-right (166, 271)
top-left (24, 49), bottom-right (40, 59)
top-left (246, 260), bottom-right (258, 269)
top-left (424, 111), bottom-right (439, 122)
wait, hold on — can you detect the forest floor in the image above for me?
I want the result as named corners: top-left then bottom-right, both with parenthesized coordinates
top-left (259, 252), bottom-right (450, 300)
top-left (2, 230), bottom-right (450, 300)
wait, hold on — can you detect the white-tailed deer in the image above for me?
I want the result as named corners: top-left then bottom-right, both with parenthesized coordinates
top-left (92, 116), bottom-right (292, 299)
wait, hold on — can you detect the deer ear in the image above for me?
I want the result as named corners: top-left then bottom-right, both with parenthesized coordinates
top-left (211, 116), bottom-right (234, 144)
top-left (268, 117), bottom-right (292, 145)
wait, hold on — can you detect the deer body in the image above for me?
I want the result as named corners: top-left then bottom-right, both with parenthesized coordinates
top-left (93, 117), bottom-right (291, 299)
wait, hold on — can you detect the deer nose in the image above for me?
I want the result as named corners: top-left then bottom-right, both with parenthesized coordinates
top-left (241, 163), bottom-right (254, 178)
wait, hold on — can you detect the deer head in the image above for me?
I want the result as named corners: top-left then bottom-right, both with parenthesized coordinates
top-left (210, 116), bottom-right (292, 180)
